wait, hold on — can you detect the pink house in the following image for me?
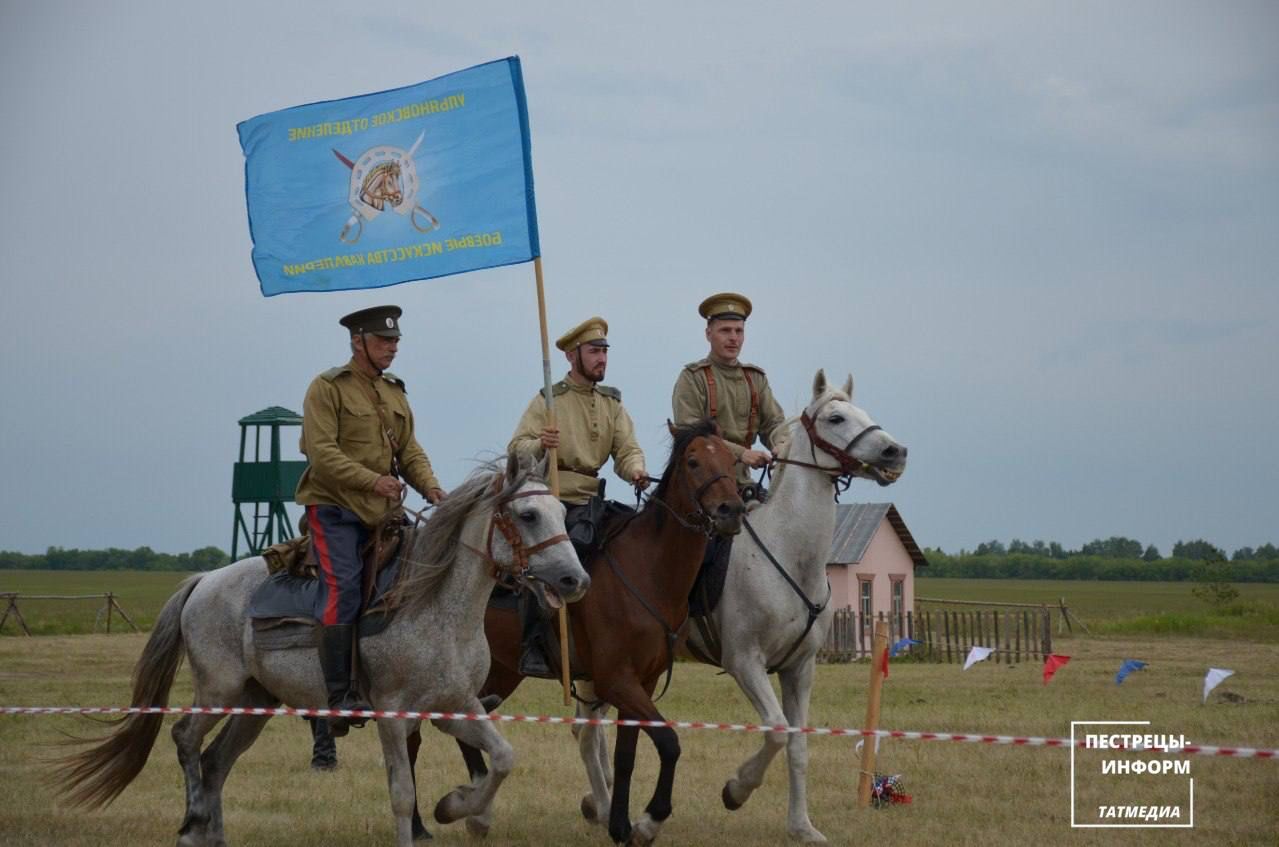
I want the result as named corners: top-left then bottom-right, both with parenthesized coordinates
top-left (827, 503), bottom-right (927, 629)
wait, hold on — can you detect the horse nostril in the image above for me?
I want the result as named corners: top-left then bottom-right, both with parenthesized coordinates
top-left (559, 575), bottom-right (580, 590)
top-left (883, 445), bottom-right (898, 459)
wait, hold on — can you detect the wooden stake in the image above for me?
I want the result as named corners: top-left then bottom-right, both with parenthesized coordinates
top-left (857, 619), bottom-right (889, 808)
top-left (533, 257), bottom-right (573, 707)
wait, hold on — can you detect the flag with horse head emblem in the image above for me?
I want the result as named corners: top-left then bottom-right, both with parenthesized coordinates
top-left (237, 57), bottom-right (539, 296)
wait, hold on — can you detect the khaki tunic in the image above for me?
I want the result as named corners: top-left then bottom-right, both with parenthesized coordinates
top-left (671, 358), bottom-right (786, 486)
top-left (295, 360), bottom-right (441, 526)
top-left (508, 376), bottom-right (646, 505)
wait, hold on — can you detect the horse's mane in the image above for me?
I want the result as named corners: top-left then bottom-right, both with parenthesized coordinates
top-left (648, 419), bottom-right (720, 530)
top-left (769, 389), bottom-right (850, 492)
top-left (387, 456), bottom-right (546, 611)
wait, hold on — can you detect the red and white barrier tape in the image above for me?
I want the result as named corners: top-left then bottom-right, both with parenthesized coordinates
top-left (3, 705), bottom-right (1275, 760)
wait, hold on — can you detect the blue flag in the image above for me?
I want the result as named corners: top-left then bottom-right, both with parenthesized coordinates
top-left (890, 638), bottom-right (921, 658)
top-left (238, 57), bottom-right (539, 296)
top-left (1115, 659), bottom-right (1147, 685)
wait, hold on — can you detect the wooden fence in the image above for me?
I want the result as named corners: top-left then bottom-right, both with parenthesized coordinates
top-left (0, 592), bottom-right (139, 636)
top-left (818, 607), bottom-right (1053, 664)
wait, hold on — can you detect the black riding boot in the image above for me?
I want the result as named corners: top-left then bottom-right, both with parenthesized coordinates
top-left (308, 717), bottom-right (337, 771)
top-left (318, 624), bottom-right (372, 737)
top-left (517, 593), bottom-right (551, 678)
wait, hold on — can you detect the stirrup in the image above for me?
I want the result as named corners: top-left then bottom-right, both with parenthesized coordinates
top-left (519, 647), bottom-right (551, 679)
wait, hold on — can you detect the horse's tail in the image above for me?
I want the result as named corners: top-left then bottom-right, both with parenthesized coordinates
top-left (57, 574), bottom-right (203, 809)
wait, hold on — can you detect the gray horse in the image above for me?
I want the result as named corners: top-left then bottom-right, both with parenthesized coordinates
top-left (577, 370), bottom-right (906, 842)
top-left (59, 456), bottom-right (589, 847)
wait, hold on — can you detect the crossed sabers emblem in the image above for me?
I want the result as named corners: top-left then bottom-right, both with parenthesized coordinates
top-left (333, 131), bottom-right (440, 244)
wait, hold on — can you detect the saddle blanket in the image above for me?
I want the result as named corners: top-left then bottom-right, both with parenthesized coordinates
top-left (247, 560), bottom-right (402, 650)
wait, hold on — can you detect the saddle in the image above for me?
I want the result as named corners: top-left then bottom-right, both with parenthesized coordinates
top-left (250, 516), bottom-right (410, 651)
top-left (262, 512), bottom-right (405, 584)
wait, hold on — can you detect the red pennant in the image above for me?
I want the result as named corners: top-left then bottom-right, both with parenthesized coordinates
top-left (1043, 654), bottom-right (1071, 685)
top-left (880, 645), bottom-right (890, 679)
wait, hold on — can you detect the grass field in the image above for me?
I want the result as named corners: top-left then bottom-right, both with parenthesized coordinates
top-left (1, 632), bottom-right (1276, 845)
top-left (918, 577), bottom-right (1279, 642)
top-left (7, 570), bottom-right (1279, 639)
top-left (0, 571), bottom-right (195, 636)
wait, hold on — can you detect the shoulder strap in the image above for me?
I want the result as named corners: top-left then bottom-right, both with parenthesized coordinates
top-left (741, 367), bottom-right (760, 448)
top-left (702, 366), bottom-right (718, 423)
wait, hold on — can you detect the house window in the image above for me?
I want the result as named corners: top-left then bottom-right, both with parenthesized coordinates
top-left (891, 578), bottom-right (905, 639)
top-left (859, 578), bottom-right (873, 633)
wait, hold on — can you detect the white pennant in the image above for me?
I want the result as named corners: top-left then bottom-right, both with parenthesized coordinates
top-left (1202, 667), bottom-right (1235, 703)
top-left (963, 646), bottom-right (994, 670)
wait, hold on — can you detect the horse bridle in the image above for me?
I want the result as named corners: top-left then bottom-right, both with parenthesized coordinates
top-left (771, 409), bottom-right (882, 488)
top-left (465, 487), bottom-right (571, 579)
top-left (642, 459), bottom-right (733, 536)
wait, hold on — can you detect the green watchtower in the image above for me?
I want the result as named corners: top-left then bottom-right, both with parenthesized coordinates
top-left (231, 406), bottom-right (308, 560)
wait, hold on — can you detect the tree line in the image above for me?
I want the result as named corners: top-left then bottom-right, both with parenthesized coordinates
top-left (0, 546), bottom-right (231, 572)
top-left (960, 536), bottom-right (1278, 562)
top-left (923, 536), bottom-right (1279, 582)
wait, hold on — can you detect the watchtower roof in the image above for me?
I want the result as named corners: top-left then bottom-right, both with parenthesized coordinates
top-left (238, 406), bottom-right (303, 426)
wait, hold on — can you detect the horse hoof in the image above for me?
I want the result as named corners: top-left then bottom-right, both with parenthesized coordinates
top-left (627, 813), bottom-right (660, 846)
top-left (788, 827), bottom-right (827, 844)
top-left (581, 794), bottom-right (598, 821)
top-left (722, 782), bottom-right (743, 811)
top-left (608, 819), bottom-right (632, 845)
top-left (465, 817), bottom-right (490, 838)
top-left (433, 789), bottom-right (465, 824)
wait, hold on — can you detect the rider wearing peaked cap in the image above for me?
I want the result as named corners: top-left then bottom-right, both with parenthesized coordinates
top-left (671, 293), bottom-right (787, 496)
top-left (295, 305), bottom-right (446, 736)
top-left (507, 316), bottom-right (648, 676)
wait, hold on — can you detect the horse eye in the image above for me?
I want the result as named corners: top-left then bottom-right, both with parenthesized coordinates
top-left (829, 415), bottom-right (845, 425)
top-left (688, 457), bottom-right (700, 469)
top-left (519, 511), bottom-right (538, 524)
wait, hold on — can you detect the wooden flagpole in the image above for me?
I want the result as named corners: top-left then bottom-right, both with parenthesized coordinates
top-left (533, 257), bottom-right (573, 706)
top-left (857, 619), bottom-right (889, 807)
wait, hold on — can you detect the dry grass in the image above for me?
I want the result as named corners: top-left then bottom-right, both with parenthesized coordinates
top-left (1, 633), bottom-right (1277, 846)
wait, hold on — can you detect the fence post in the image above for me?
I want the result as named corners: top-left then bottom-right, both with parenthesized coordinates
top-left (1042, 607), bottom-right (1052, 658)
top-left (857, 619), bottom-right (889, 809)
top-left (0, 594), bottom-right (33, 636)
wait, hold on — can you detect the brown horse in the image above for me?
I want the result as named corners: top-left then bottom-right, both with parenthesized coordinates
top-left (408, 420), bottom-right (744, 845)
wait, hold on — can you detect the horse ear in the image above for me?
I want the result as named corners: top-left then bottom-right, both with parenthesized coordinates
top-left (667, 418), bottom-right (677, 437)
top-left (504, 453), bottom-right (521, 485)
top-left (842, 373), bottom-right (854, 399)
top-left (533, 453), bottom-right (550, 481)
top-left (812, 369), bottom-right (828, 400)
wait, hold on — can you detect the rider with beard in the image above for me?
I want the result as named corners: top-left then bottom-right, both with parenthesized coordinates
top-left (295, 305), bottom-right (447, 736)
top-left (507, 317), bottom-right (648, 676)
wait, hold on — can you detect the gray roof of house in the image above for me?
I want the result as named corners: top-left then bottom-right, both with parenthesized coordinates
top-left (829, 503), bottom-right (927, 568)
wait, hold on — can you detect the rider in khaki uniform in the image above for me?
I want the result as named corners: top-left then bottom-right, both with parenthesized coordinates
top-left (295, 305), bottom-right (446, 735)
top-left (671, 292), bottom-right (786, 497)
top-left (508, 316), bottom-right (648, 674)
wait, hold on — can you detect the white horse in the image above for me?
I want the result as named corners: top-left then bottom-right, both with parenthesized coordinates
top-left (576, 369), bottom-right (906, 842)
top-left (58, 456), bottom-right (588, 847)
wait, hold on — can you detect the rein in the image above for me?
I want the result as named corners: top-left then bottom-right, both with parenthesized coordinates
top-left (601, 546), bottom-right (686, 703)
top-left (636, 469), bottom-right (730, 536)
top-left (741, 516), bottom-right (831, 674)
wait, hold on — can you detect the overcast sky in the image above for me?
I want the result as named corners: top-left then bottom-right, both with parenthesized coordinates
top-left (1, 1), bottom-right (1276, 557)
